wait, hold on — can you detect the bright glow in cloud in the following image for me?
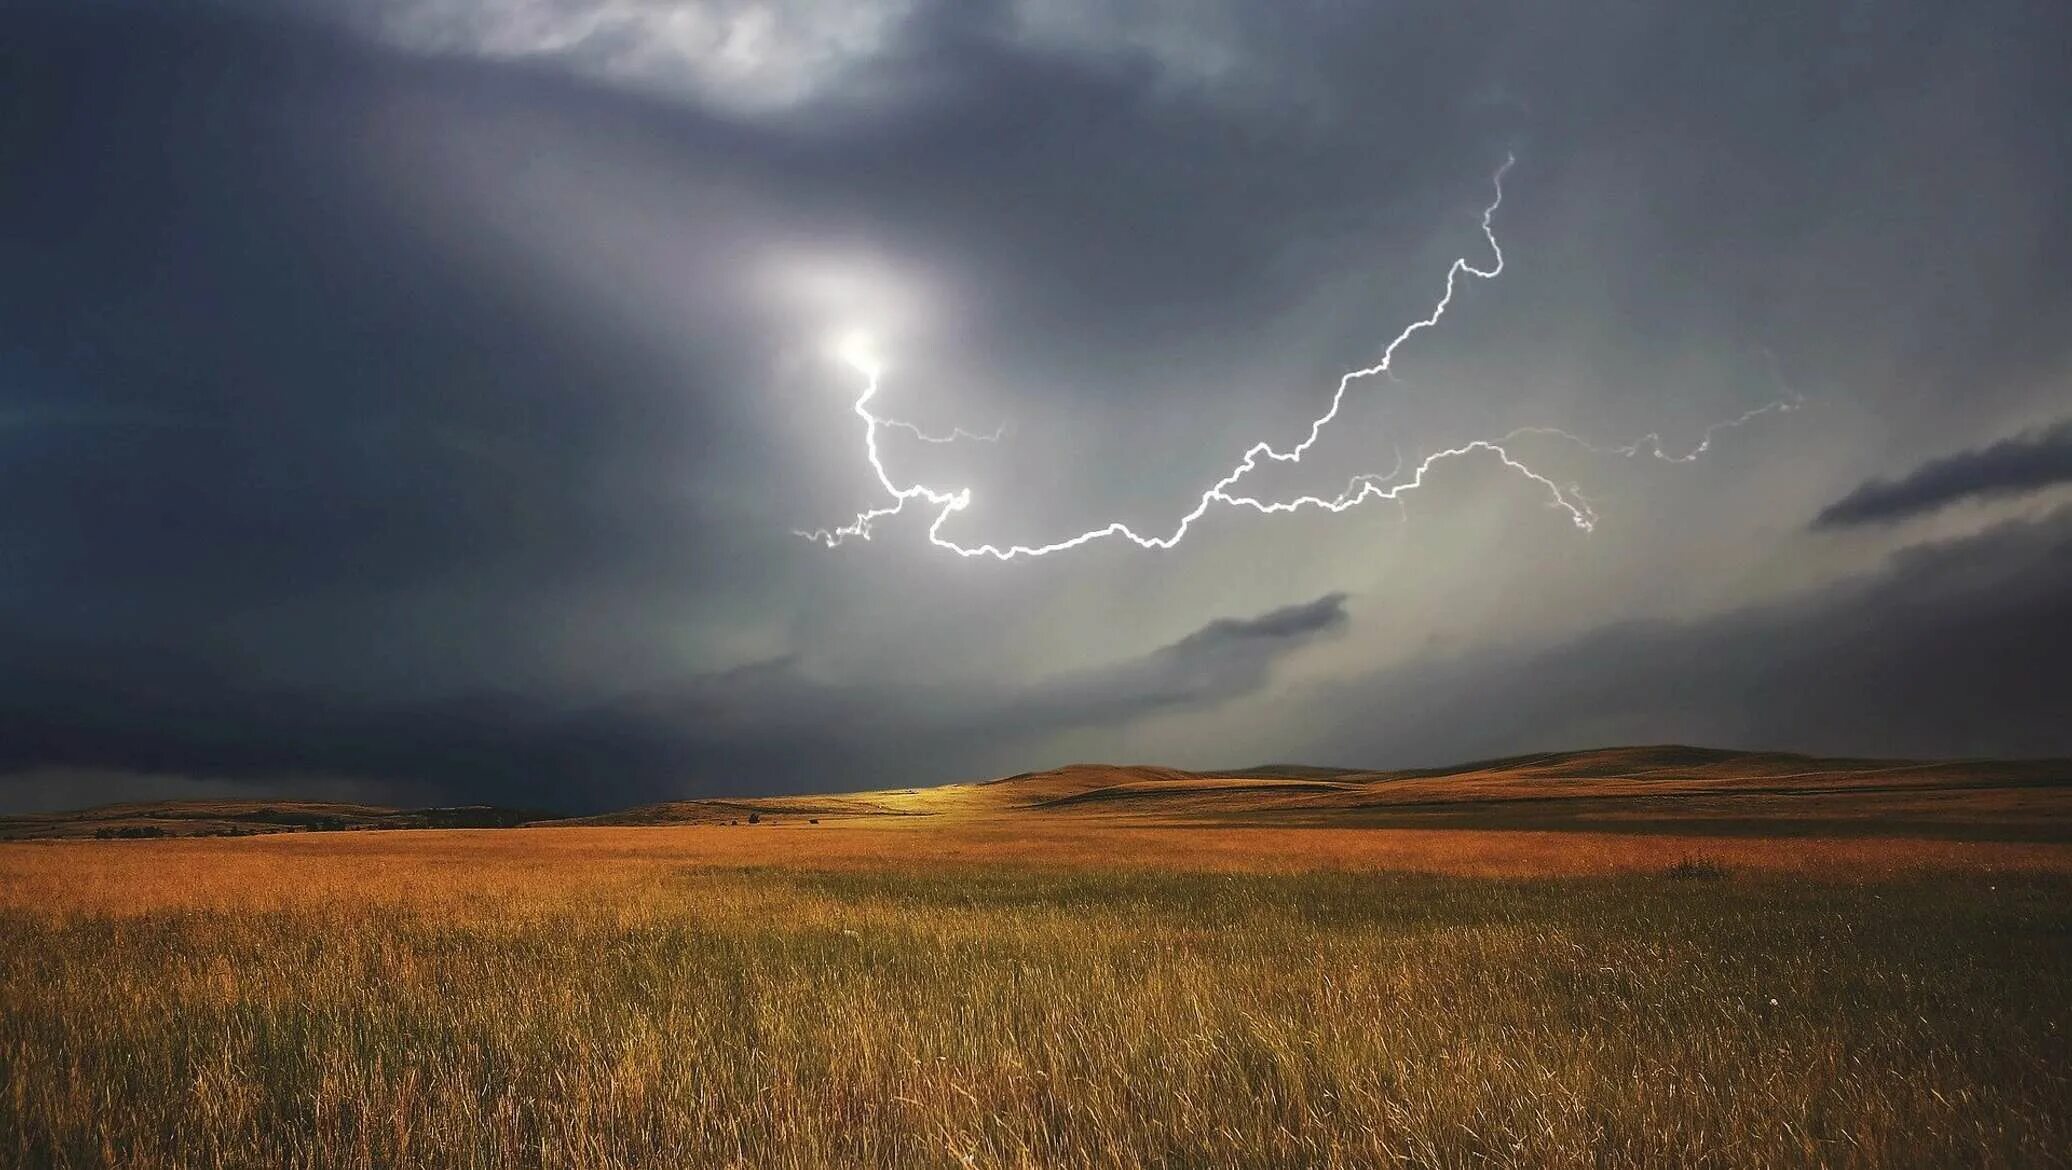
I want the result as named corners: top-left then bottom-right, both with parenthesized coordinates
top-left (833, 328), bottom-right (881, 378)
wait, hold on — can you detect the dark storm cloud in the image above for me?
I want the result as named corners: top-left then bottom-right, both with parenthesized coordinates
top-left (0, 593), bottom-right (1344, 811)
top-left (0, 4), bottom-right (833, 690)
top-left (0, 2), bottom-right (1426, 713)
top-left (1014, 592), bottom-right (1347, 731)
top-left (1813, 418), bottom-right (2072, 529)
top-left (1310, 507), bottom-right (2072, 765)
top-left (5, 0), bottom-right (2072, 812)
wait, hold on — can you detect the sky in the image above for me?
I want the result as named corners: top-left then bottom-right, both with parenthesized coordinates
top-left (4, 0), bottom-right (2070, 814)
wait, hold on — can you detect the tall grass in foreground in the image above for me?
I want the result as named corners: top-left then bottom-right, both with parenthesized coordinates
top-left (2, 853), bottom-right (2068, 1168)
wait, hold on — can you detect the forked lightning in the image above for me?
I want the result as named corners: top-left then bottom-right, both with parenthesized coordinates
top-left (801, 157), bottom-right (1792, 561)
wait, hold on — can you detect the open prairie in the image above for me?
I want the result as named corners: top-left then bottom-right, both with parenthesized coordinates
top-left (17, 1), bottom-right (2072, 1163)
top-left (5, 750), bottom-right (2071, 1169)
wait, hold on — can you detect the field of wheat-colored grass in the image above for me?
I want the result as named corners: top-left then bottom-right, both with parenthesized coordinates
top-left (3, 826), bottom-right (2068, 1168)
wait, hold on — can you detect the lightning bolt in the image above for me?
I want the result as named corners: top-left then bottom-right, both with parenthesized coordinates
top-left (800, 156), bottom-right (1791, 561)
top-left (1503, 397), bottom-right (1802, 465)
top-left (879, 418), bottom-right (1006, 445)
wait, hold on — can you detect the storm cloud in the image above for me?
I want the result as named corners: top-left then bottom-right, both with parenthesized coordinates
top-left (5, 0), bottom-right (2070, 812)
top-left (1014, 592), bottom-right (1348, 732)
top-left (1306, 506), bottom-right (2072, 766)
top-left (0, 593), bottom-right (1344, 810)
top-left (1813, 418), bottom-right (2072, 529)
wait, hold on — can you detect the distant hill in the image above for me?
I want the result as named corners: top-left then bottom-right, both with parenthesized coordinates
top-left (548, 746), bottom-right (2072, 841)
top-left (7, 746), bottom-right (2069, 841)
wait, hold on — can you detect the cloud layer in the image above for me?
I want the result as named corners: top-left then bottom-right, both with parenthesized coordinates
top-left (0, 593), bottom-right (1345, 810)
top-left (1814, 418), bottom-right (2072, 528)
top-left (4, 1), bottom-right (2071, 811)
top-left (1308, 506), bottom-right (2072, 765)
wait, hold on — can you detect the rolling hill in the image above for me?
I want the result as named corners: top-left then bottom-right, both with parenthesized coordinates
top-left (516, 746), bottom-right (2072, 840)
top-left (6, 746), bottom-right (2068, 841)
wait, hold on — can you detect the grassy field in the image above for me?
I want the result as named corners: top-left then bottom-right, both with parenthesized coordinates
top-left (3, 826), bottom-right (2069, 1168)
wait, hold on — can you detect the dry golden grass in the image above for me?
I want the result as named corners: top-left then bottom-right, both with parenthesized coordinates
top-left (11, 820), bottom-right (2067, 914)
top-left (3, 825), bottom-right (2068, 1168)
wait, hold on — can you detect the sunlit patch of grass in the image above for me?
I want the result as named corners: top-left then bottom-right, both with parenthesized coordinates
top-left (0, 835), bottom-right (2067, 1168)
